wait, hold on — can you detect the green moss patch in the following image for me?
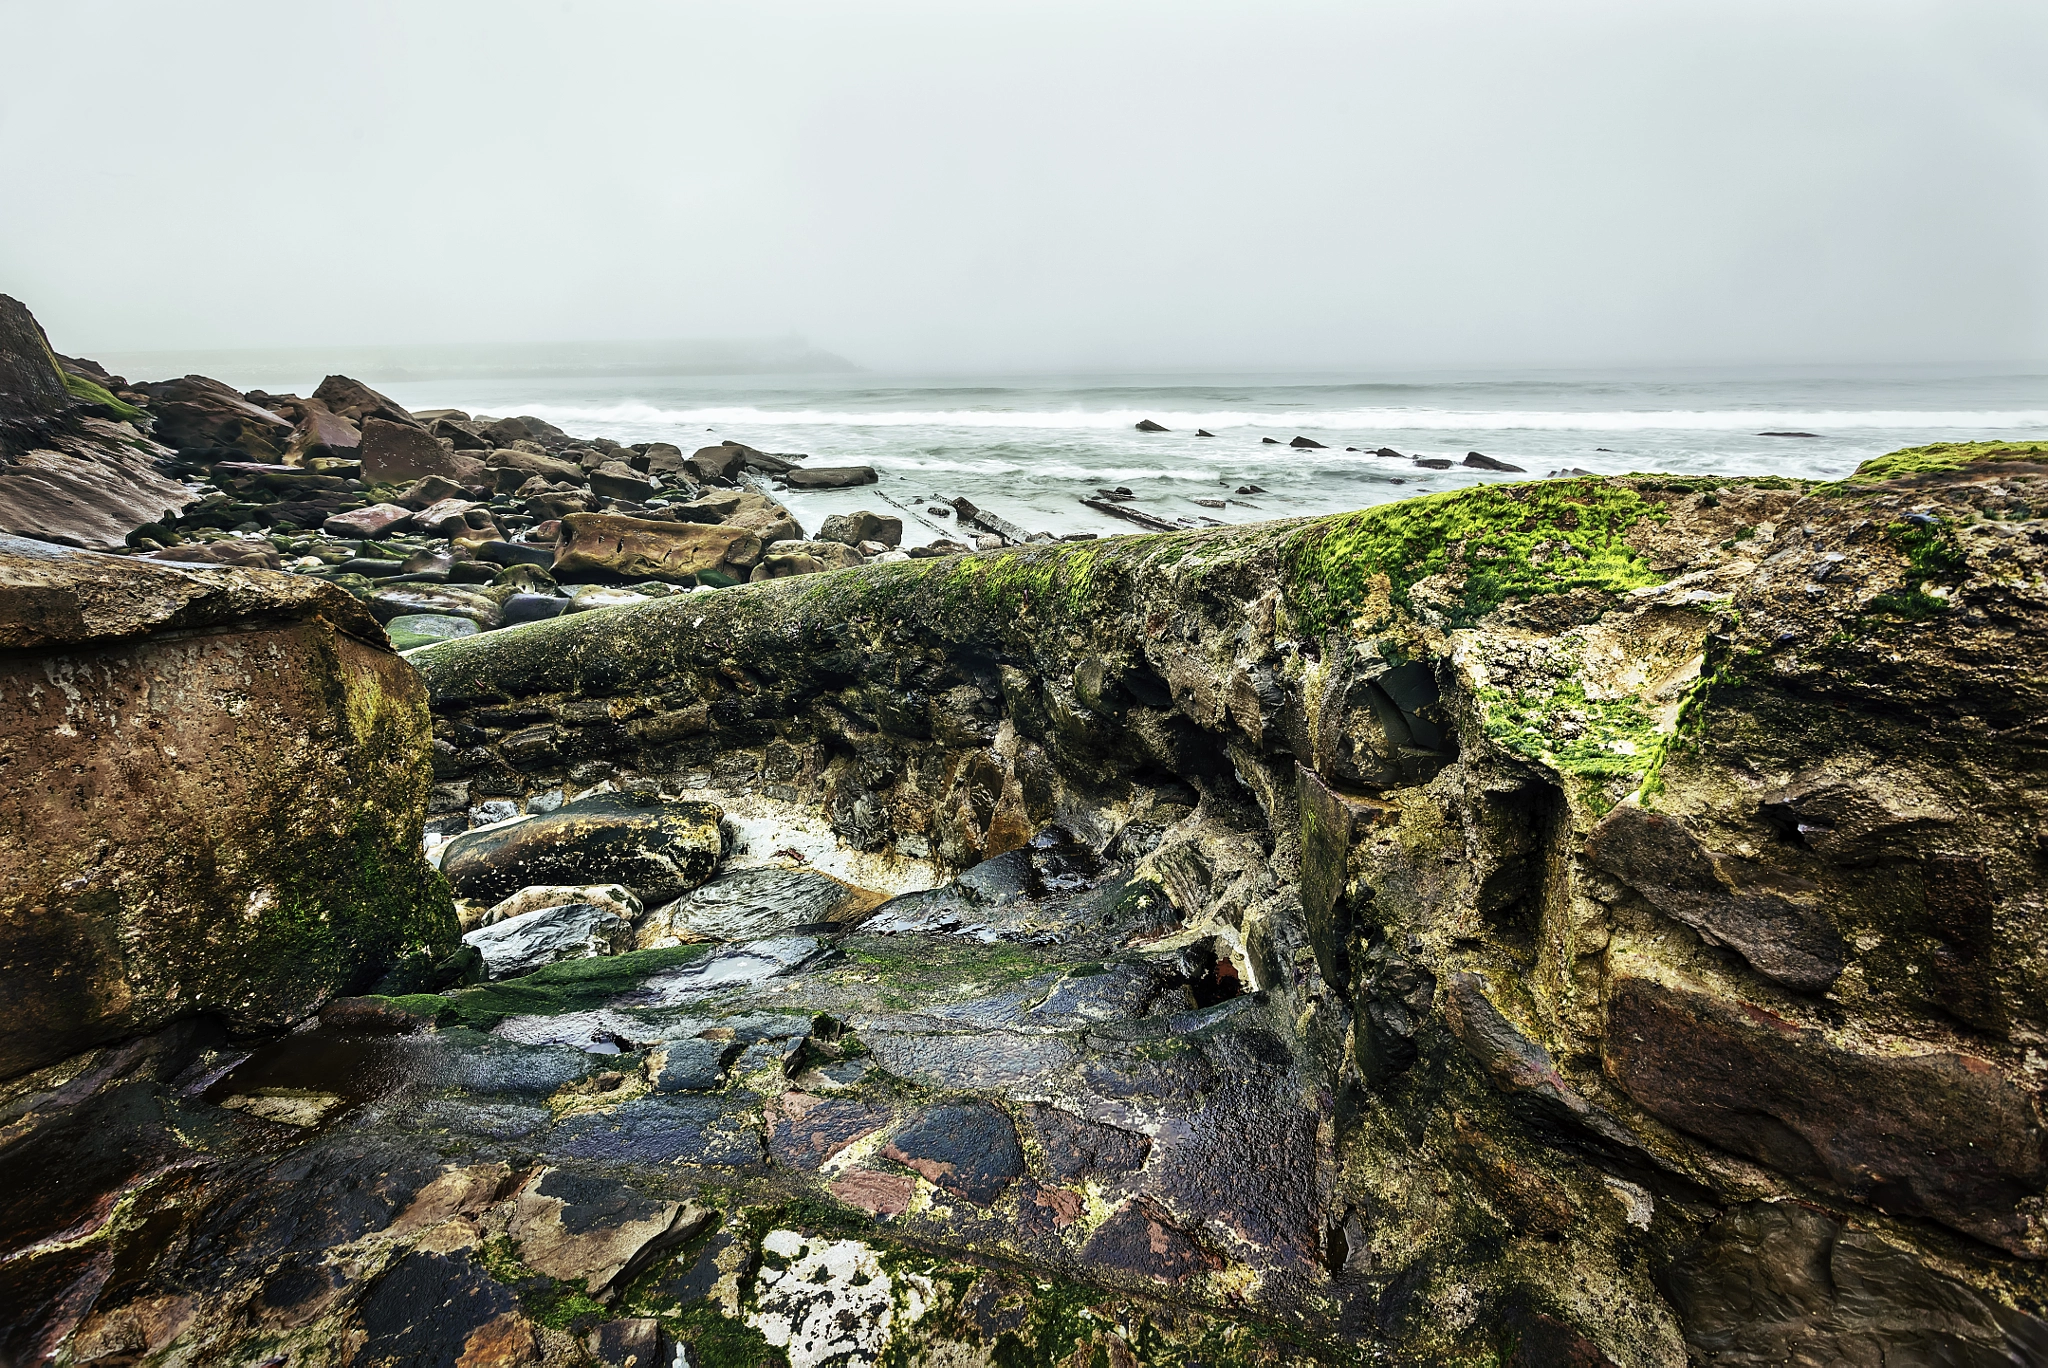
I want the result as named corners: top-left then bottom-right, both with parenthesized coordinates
top-left (359, 944), bottom-right (710, 1032)
top-left (58, 370), bottom-right (149, 423)
top-left (1842, 440), bottom-right (2048, 484)
top-left (1477, 679), bottom-right (1664, 779)
top-left (1280, 478), bottom-right (1670, 633)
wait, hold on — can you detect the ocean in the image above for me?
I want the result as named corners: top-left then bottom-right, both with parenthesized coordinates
top-left (98, 356), bottom-right (2048, 547)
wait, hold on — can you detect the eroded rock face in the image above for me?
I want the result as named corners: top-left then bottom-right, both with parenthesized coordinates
top-left (13, 451), bottom-right (2048, 1364)
top-left (440, 791), bottom-right (726, 903)
top-left (0, 536), bottom-right (457, 1078)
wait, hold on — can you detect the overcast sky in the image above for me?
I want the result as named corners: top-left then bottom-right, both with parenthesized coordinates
top-left (3, 1), bottom-right (2044, 371)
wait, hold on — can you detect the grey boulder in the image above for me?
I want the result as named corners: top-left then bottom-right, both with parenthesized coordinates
top-left (462, 902), bottom-right (634, 980)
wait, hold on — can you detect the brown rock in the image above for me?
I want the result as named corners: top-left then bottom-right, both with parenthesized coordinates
top-left (395, 475), bottom-right (470, 510)
top-left (131, 375), bottom-right (293, 460)
top-left (1586, 803), bottom-right (1845, 992)
top-left (830, 1169), bottom-right (916, 1216)
top-left (283, 399), bottom-right (362, 466)
top-left (485, 449), bottom-right (584, 487)
top-left (784, 465), bottom-right (878, 490)
top-left (0, 417), bottom-right (193, 550)
top-left (1604, 975), bottom-right (2048, 1255)
top-left (642, 442), bottom-right (686, 476)
top-left (361, 418), bottom-right (486, 486)
top-left (312, 374), bottom-right (421, 429)
top-left (684, 445), bottom-right (743, 483)
top-left (0, 536), bottom-right (454, 1080)
top-left (144, 541), bottom-right (282, 570)
top-left (0, 293), bottom-right (73, 418)
top-left (588, 460), bottom-right (659, 503)
top-left (508, 1169), bottom-right (708, 1295)
top-left (553, 513), bottom-right (761, 581)
top-left (324, 503), bottom-right (413, 539)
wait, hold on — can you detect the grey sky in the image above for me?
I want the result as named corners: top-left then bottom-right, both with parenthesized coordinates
top-left (4, 1), bottom-right (2044, 371)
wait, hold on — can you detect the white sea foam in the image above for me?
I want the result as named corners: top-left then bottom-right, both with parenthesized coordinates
top-left (497, 402), bottom-right (2048, 433)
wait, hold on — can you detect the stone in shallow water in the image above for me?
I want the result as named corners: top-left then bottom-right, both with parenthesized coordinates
top-left (461, 902), bottom-right (632, 980)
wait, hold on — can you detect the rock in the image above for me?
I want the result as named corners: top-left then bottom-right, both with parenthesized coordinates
top-left (637, 867), bottom-right (876, 947)
top-left (462, 902), bottom-right (634, 979)
top-left (1605, 975), bottom-right (2047, 1255)
top-left (1260, 436), bottom-right (1280, 444)
top-left (283, 399), bottom-right (362, 465)
top-left (1289, 435), bottom-right (1326, 448)
top-left (767, 1094), bottom-right (891, 1170)
top-left (1082, 1198), bottom-right (1220, 1283)
top-left (360, 418), bottom-right (486, 486)
top-left (1414, 457), bottom-right (1453, 469)
top-left (817, 511), bottom-right (903, 548)
top-left (508, 1169), bottom-right (707, 1294)
top-left (1463, 451), bottom-right (1525, 472)
top-left (385, 614), bottom-right (481, 651)
top-left (1586, 802), bottom-right (1846, 992)
top-left (393, 474), bottom-right (470, 510)
top-left (765, 540), bottom-right (862, 570)
top-left (1442, 973), bottom-right (1646, 1156)
top-left (588, 460), bottom-right (659, 502)
top-left (553, 513), bottom-right (762, 581)
top-left (567, 585), bottom-right (654, 612)
top-left (1196, 429), bottom-right (1215, 437)
top-left (368, 585), bottom-right (503, 629)
top-left (131, 374), bottom-right (294, 460)
top-left (476, 539), bottom-right (557, 569)
top-left (883, 1102), bottom-right (1025, 1205)
top-left (485, 448), bottom-right (584, 486)
top-left (484, 883), bottom-right (643, 926)
top-left (411, 497), bottom-right (495, 540)
top-left (144, 541), bottom-right (282, 570)
top-left (684, 445), bottom-right (744, 483)
top-left (1662, 1201), bottom-right (2048, 1366)
top-left (0, 536), bottom-right (455, 1078)
top-left (749, 1232), bottom-right (898, 1368)
top-left (323, 503), bottom-right (413, 538)
top-left (784, 466), bottom-right (878, 490)
top-left (500, 592), bottom-right (569, 625)
top-left (1022, 1104), bottom-right (1150, 1181)
top-left (429, 417), bottom-right (491, 450)
top-left (312, 375), bottom-right (422, 429)
top-left (440, 791), bottom-right (726, 904)
top-left (642, 442), bottom-right (687, 475)
top-left (1135, 419), bottom-right (1169, 432)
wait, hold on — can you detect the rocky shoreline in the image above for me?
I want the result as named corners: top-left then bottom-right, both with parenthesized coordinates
top-left (5, 291), bottom-right (2048, 1365)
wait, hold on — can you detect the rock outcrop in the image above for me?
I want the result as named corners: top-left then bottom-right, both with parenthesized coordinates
top-left (8, 444), bottom-right (2048, 1365)
top-left (0, 536), bottom-right (458, 1078)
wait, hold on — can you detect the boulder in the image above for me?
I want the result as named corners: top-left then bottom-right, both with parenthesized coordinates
top-left (282, 399), bottom-right (362, 465)
top-left (0, 293), bottom-right (74, 419)
top-left (324, 503), bottom-right (413, 539)
top-left (501, 592), bottom-right (570, 625)
top-left (1463, 451), bottom-right (1526, 472)
top-left (484, 883), bottom-right (644, 926)
top-left (312, 374), bottom-right (422, 429)
top-left (486, 448), bottom-right (584, 486)
top-left (784, 466), bottom-right (878, 490)
top-left (643, 442), bottom-right (687, 476)
top-left (412, 497), bottom-right (495, 539)
top-left (462, 902), bottom-right (633, 979)
top-left (439, 791), bottom-right (726, 904)
top-left (684, 445), bottom-right (743, 483)
top-left (394, 475), bottom-right (470, 510)
top-left (479, 416), bottom-right (533, 446)
top-left (553, 512), bottom-right (762, 581)
top-left (588, 460), bottom-right (659, 503)
top-left (131, 375), bottom-right (294, 460)
top-left (1135, 419), bottom-right (1169, 432)
top-left (367, 584), bottom-right (503, 629)
top-left (764, 539), bottom-right (862, 570)
top-left (0, 535), bottom-right (455, 1079)
top-left (818, 511), bottom-right (902, 548)
top-left (1289, 435), bottom-right (1326, 449)
top-left (638, 867), bottom-right (878, 947)
top-left (428, 417), bottom-right (491, 450)
top-left (361, 418), bottom-right (486, 486)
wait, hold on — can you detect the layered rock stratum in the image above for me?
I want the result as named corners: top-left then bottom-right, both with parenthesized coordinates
top-left (4, 439), bottom-right (2047, 1366)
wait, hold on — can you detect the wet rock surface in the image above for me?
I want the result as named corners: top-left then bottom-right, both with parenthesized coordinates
top-left (10, 443), bottom-right (2048, 1363)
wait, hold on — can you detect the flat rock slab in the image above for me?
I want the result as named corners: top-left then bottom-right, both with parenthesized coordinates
top-left (884, 1102), bottom-right (1026, 1205)
top-left (462, 902), bottom-right (633, 980)
top-left (642, 866), bottom-right (872, 944)
top-left (627, 936), bottom-right (828, 1006)
top-left (509, 1167), bottom-right (705, 1294)
top-left (547, 1095), bottom-right (764, 1167)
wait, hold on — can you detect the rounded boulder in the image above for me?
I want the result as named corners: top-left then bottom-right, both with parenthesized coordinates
top-left (440, 791), bottom-right (726, 904)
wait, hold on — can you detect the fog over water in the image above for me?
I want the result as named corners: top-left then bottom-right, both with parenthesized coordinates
top-left (4, 2), bottom-right (2045, 373)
